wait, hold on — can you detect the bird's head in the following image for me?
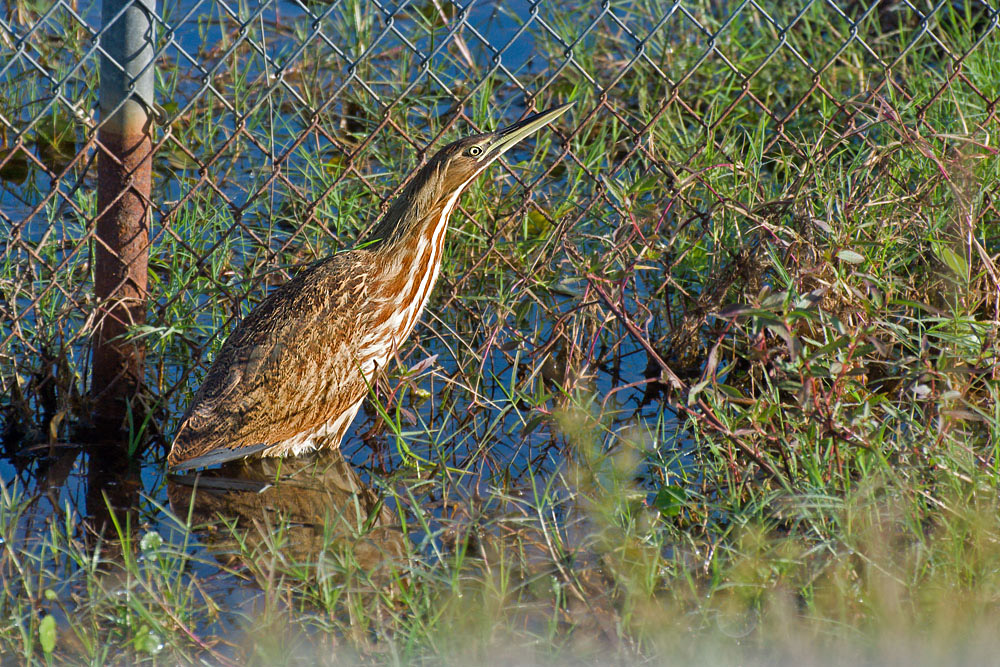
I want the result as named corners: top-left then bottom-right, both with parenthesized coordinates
top-left (365, 102), bottom-right (573, 248)
top-left (427, 102), bottom-right (574, 187)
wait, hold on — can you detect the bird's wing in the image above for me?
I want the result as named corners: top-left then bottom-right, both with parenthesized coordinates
top-left (169, 251), bottom-right (380, 466)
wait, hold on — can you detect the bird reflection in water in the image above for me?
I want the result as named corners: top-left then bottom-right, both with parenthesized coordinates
top-left (167, 448), bottom-right (405, 572)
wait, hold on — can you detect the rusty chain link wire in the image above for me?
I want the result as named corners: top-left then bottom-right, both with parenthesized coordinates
top-left (1, 0), bottom-right (997, 460)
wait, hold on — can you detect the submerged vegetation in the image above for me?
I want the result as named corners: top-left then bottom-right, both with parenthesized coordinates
top-left (1, 0), bottom-right (999, 663)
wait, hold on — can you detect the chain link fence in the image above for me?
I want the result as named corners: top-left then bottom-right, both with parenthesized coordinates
top-left (2, 0), bottom-right (998, 466)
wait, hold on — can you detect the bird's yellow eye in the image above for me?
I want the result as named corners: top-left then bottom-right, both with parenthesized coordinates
top-left (468, 145), bottom-right (483, 157)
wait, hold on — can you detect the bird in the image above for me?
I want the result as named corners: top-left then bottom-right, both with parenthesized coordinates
top-left (168, 103), bottom-right (572, 471)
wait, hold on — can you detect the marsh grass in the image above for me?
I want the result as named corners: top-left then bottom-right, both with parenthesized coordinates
top-left (2, 0), bottom-right (999, 663)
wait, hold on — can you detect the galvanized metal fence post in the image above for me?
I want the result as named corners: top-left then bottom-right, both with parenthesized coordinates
top-left (92, 0), bottom-right (156, 431)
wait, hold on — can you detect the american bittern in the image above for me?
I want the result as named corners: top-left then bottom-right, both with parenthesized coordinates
top-left (168, 103), bottom-right (572, 471)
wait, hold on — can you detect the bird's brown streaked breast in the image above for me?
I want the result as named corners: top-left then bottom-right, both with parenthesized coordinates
top-left (359, 195), bottom-right (457, 374)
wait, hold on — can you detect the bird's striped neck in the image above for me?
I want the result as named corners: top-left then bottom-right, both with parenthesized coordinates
top-left (371, 170), bottom-right (476, 333)
top-left (355, 170), bottom-right (480, 378)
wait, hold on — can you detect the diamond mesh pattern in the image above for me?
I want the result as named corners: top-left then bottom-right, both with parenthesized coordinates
top-left (1, 0), bottom-right (997, 464)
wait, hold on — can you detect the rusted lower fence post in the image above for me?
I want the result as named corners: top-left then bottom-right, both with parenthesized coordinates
top-left (92, 0), bottom-right (155, 431)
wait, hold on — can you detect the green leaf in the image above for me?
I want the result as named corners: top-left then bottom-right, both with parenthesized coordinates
top-left (525, 210), bottom-right (553, 237)
top-left (135, 625), bottom-right (164, 655)
top-left (938, 246), bottom-right (969, 281)
top-left (687, 378), bottom-right (712, 406)
top-left (717, 303), bottom-right (754, 319)
top-left (164, 148), bottom-right (200, 171)
top-left (806, 335), bottom-right (851, 361)
top-left (524, 413), bottom-right (546, 435)
top-left (837, 250), bottom-right (865, 264)
top-left (140, 531), bottom-right (163, 552)
top-left (716, 383), bottom-right (745, 399)
top-left (761, 290), bottom-right (788, 309)
top-left (653, 486), bottom-right (688, 517)
top-left (39, 615), bottom-right (56, 654)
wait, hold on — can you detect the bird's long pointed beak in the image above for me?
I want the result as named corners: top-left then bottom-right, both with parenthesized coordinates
top-left (482, 102), bottom-right (573, 162)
